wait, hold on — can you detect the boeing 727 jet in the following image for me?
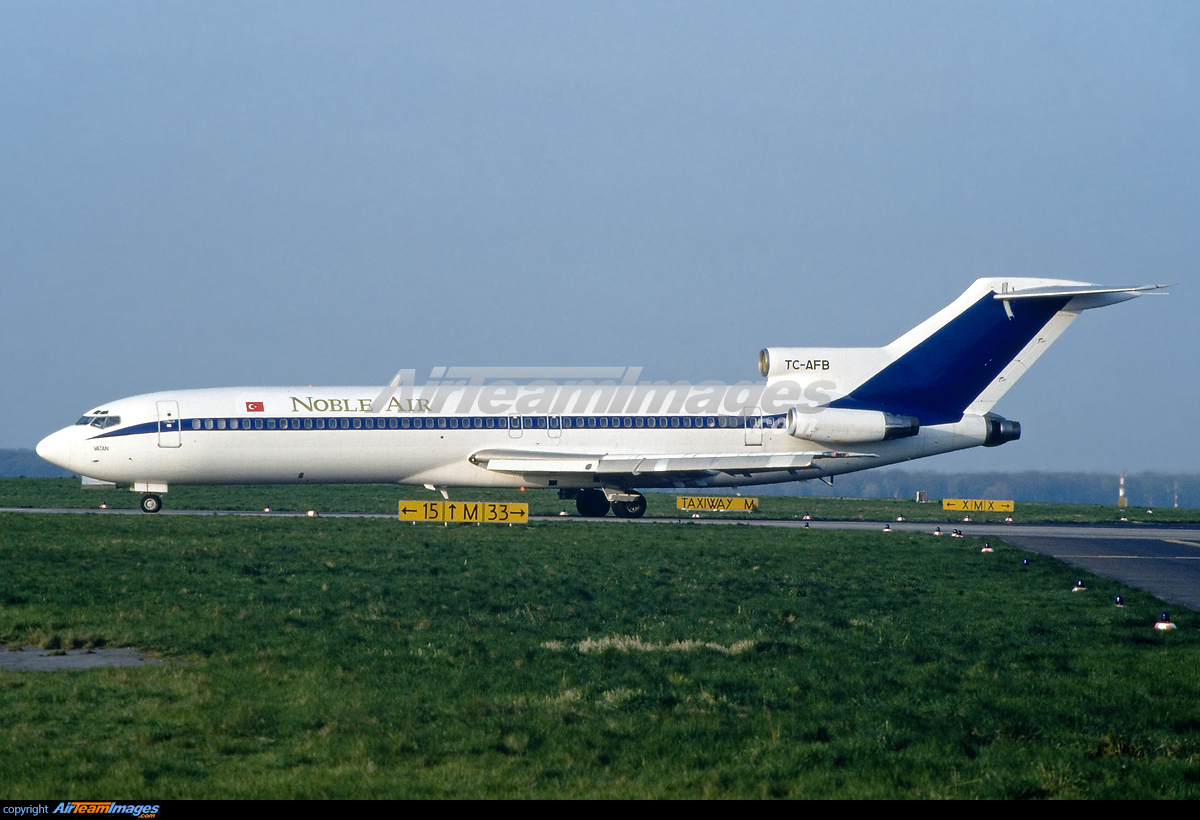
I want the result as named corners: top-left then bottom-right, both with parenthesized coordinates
top-left (36, 278), bottom-right (1163, 515)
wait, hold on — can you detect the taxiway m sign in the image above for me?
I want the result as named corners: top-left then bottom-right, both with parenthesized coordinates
top-left (677, 496), bottom-right (759, 512)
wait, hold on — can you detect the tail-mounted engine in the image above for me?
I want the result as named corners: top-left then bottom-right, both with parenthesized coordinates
top-left (983, 413), bottom-right (1021, 447)
top-left (787, 407), bottom-right (919, 444)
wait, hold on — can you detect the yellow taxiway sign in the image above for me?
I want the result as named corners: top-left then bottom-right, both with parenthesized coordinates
top-left (398, 501), bottom-right (528, 523)
top-left (942, 499), bottom-right (1014, 512)
top-left (676, 496), bottom-right (759, 512)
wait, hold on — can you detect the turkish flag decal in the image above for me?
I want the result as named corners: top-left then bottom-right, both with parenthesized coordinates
top-left (246, 402), bottom-right (265, 412)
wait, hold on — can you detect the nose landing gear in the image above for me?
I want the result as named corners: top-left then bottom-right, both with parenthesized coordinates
top-left (140, 494), bottom-right (163, 514)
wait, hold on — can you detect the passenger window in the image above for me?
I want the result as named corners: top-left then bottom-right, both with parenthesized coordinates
top-left (401, 418), bottom-right (410, 428)
top-left (473, 417), bottom-right (482, 428)
top-left (485, 417), bottom-right (494, 428)
top-left (204, 419), bottom-right (214, 430)
top-left (339, 418), bottom-right (349, 429)
top-left (254, 419), bottom-right (264, 430)
top-left (353, 418), bottom-right (362, 429)
top-left (389, 418), bottom-right (398, 429)
top-left (217, 419), bottom-right (226, 430)
top-left (191, 419), bottom-right (200, 430)
top-left (449, 418), bottom-right (458, 429)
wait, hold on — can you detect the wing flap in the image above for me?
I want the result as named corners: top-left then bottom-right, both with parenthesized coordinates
top-left (472, 449), bottom-right (876, 477)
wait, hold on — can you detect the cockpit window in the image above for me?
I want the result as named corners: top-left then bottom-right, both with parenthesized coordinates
top-left (76, 416), bottom-right (93, 425)
top-left (87, 416), bottom-right (121, 429)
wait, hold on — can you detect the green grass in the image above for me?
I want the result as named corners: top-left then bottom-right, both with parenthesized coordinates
top-left (2, 512), bottom-right (1198, 797)
top-left (4, 477), bottom-right (1198, 525)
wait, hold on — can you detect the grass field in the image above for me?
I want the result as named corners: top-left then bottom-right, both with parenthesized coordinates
top-left (2, 510), bottom-right (1198, 798)
top-left (4, 477), bottom-right (1199, 525)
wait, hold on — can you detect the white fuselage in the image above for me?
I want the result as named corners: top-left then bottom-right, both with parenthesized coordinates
top-left (36, 385), bottom-right (990, 492)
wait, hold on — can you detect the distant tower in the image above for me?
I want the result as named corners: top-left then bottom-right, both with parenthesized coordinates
top-left (1118, 473), bottom-right (1127, 508)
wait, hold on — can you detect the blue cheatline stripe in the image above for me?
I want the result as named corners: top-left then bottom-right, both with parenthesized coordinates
top-left (88, 414), bottom-right (790, 439)
top-left (830, 291), bottom-right (1070, 425)
top-left (91, 421), bottom-right (159, 439)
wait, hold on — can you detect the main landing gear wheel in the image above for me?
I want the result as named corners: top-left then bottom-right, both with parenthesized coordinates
top-left (575, 488), bottom-right (611, 517)
top-left (140, 494), bottom-right (163, 514)
top-left (612, 493), bottom-right (647, 519)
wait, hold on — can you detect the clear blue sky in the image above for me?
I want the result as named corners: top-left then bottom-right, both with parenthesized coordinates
top-left (2, 2), bottom-right (1195, 472)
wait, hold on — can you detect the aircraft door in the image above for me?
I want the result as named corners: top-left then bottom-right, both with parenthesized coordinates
top-left (157, 400), bottom-right (182, 448)
top-left (508, 414), bottom-right (522, 439)
top-left (743, 407), bottom-right (763, 446)
top-left (548, 415), bottom-right (561, 442)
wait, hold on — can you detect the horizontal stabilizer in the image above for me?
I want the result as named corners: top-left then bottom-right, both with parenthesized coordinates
top-left (994, 283), bottom-right (1168, 301)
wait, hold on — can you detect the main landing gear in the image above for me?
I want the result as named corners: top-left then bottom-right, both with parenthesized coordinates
top-left (574, 488), bottom-right (646, 518)
top-left (140, 494), bottom-right (163, 514)
top-left (612, 495), bottom-right (647, 519)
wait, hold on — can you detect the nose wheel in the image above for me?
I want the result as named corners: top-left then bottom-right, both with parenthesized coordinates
top-left (140, 494), bottom-right (163, 514)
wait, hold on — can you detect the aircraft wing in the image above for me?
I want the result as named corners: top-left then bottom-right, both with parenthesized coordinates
top-left (470, 448), bottom-right (877, 478)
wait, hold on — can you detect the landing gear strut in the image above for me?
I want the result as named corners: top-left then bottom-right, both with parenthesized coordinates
top-left (140, 494), bottom-right (163, 514)
top-left (575, 489), bottom-right (611, 517)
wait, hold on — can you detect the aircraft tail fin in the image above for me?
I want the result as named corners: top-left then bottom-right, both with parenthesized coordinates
top-left (825, 278), bottom-right (1166, 425)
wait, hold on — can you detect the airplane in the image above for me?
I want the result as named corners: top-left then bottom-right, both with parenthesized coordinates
top-left (35, 278), bottom-right (1164, 516)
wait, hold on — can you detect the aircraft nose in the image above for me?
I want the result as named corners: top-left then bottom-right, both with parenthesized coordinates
top-left (36, 429), bottom-right (73, 472)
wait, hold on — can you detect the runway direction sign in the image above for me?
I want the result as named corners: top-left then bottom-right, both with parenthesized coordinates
top-left (398, 500), bottom-right (528, 523)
